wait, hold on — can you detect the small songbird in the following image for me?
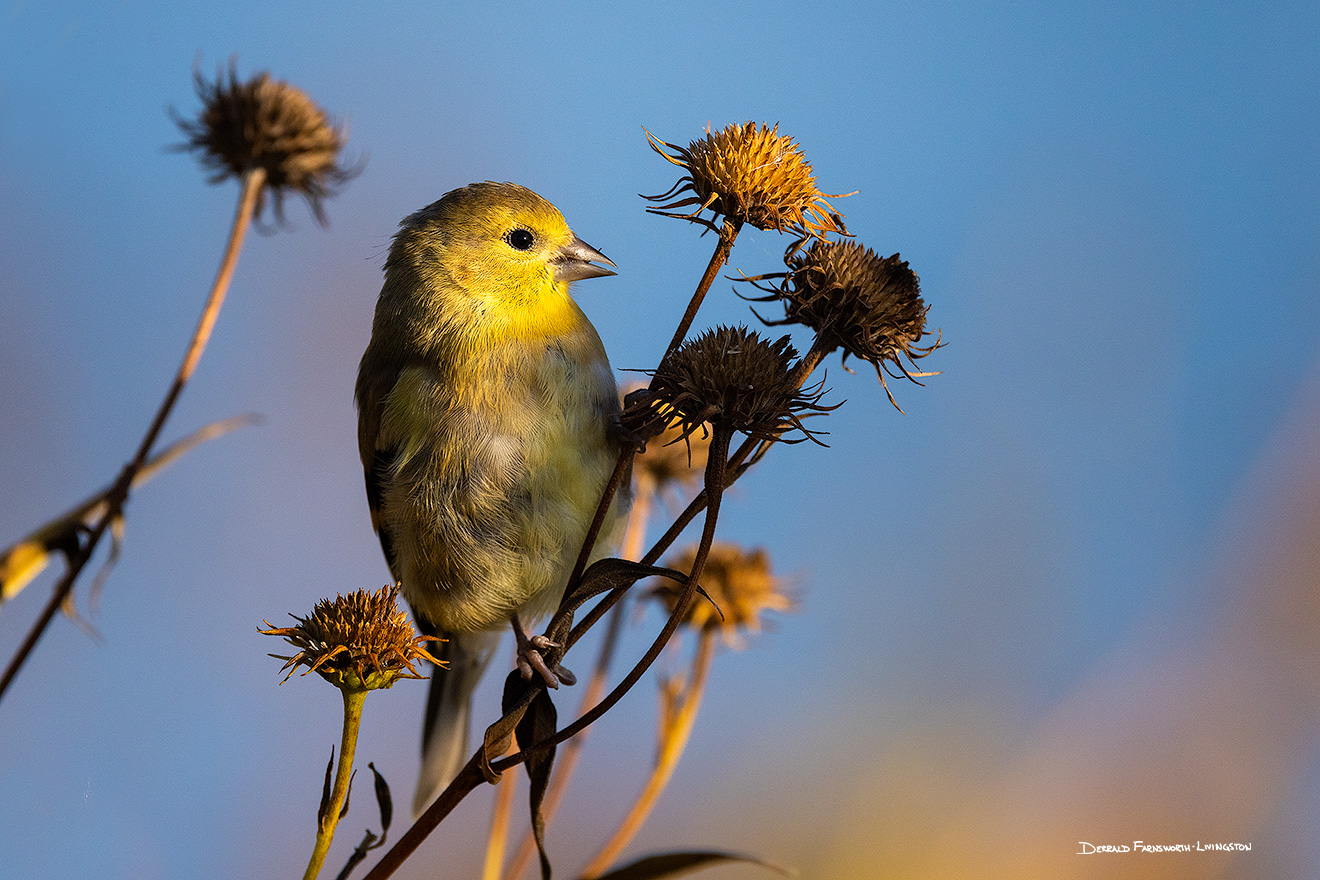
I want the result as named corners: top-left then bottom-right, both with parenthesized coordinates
top-left (356, 182), bottom-right (625, 813)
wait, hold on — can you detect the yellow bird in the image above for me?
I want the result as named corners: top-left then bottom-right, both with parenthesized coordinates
top-left (355, 182), bottom-right (625, 813)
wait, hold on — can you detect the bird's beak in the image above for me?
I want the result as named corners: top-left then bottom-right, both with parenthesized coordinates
top-left (553, 236), bottom-right (617, 282)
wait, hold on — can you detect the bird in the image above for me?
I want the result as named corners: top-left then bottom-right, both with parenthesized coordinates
top-left (355, 181), bottom-right (626, 814)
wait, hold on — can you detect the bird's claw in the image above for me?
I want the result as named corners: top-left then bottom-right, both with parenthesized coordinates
top-left (514, 629), bottom-right (576, 688)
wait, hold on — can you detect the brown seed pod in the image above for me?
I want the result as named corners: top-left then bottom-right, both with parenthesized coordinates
top-left (644, 123), bottom-right (849, 245)
top-left (743, 238), bottom-right (941, 411)
top-left (623, 325), bottom-right (835, 446)
top-left (174, 62), bottom-right (358, 226)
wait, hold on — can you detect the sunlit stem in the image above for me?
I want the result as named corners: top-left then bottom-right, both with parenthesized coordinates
top-left (303, 687), bottom-right (367, 880)
top-left (482, 769), bottom-right (518, 880)
top-left (579, 626), bottom-right (716, 879)
top-left (0, 167), bottom-right (266, 705)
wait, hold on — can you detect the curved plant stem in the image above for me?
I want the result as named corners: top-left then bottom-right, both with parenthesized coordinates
top-left (558, 445), bottom-right (635, 629)
top-left (0, 167), bottom-right (266, 705)
top-left (304, 687), bottom-right (367, 880)
top-left (579, 626), bottom-right (716, 879)
top-left (482, 768), bottom-right (518, 880)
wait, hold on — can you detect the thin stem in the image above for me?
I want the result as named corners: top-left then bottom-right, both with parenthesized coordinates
top-left (579, 627), bottom-right (716, 879)
top-left (304, 687), bottom-right (367, 880)
top-left (659, 217), bottom-right (742, 363)
top-left (619, 470), bottom-right (657, 566)
top-left (0, 168), bottom-right (265, 705)
top-left (132, 166), bottom-right (267, 482)
top-left (506, 473), bottom-right (656, 880)
top-left (482, 768), bottom-right (518, 880)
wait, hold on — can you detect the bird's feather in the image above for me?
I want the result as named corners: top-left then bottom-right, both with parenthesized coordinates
top-left (355, 182), bottom-right (626, 812)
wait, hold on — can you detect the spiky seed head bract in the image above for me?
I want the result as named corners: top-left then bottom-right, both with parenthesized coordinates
top-left (175, 62), bottom-right (357, 226)
top-left (743, 239), bottom-right (941, 412)
top-left (625, 325), bottom-right (833, 446)
top-left (651, 543), bottom-right (792, 646)
top-left (644, 123), bottom-right (849, 244)
top-left (260, 585), bottom-right (442, 692)
top-left (624, 382), bottom-right (712, 492)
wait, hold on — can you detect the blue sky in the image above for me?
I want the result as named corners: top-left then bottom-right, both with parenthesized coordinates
top-left (2, 2), bottom-right (1319, 878)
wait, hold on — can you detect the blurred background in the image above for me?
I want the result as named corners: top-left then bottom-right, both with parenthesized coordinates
top-left (3, 2), bottom-right (1319, 878)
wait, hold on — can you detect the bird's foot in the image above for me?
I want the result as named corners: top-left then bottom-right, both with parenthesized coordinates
top-left (513, 618), bottom-right (576, 689)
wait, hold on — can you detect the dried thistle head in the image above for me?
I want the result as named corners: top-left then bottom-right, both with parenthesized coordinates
top-left (260, 585), bottom-right (441, 692)
top-left (743, 238), bottom-right (941, 412)
top-left (644, 123), bottom-right (849, 244)
top-left (651, 543), bottom-right (792, 645)
top-left (175, 61), bottom-right (358, 226)
top-left (623, 326), bottom-right (835, 446)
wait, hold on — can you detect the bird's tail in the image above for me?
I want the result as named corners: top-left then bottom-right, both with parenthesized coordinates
top-left (414, 625), bottom-right (501, 816)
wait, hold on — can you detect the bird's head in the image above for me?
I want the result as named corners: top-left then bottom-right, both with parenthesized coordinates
top-left (387, 181), bottom-right (615, 341)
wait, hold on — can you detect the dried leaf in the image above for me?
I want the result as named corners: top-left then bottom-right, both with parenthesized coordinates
top-left (318, 746), bottom-right (335, 825)
top-left (483, 671), bottom-right (538, 783)
top-left (557, 559), bottom-right (691, 642)
top-left (585, 851), bottom-right (794, 880)
top-left (332, 764), bottom-right (393, 880)
top-left (368, 761), bottom-right (393, 833)
top-left (517, 687), bottom-right (558, 880)
top-left (340, 768), bottom-right (357, 819)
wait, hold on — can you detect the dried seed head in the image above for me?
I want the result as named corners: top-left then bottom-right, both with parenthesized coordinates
top-left (644, 123), bottom-right (849, 243)
top-left (260, 585), bottom-right (441, 692)
top-left (651, 543), bottom-right (792, 645)
top-left (743, 239), bottom-right (941, 411)
top-left (624, 326), bottom-right (834, 446)
top-left (175, 62), bottom-right (358, 226)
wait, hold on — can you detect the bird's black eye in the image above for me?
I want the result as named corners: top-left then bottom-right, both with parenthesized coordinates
top-left (506, 228), bottom-right (535, 251)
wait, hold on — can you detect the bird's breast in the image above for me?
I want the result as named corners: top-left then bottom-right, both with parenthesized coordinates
top-left (380, 325), bottom-right (620, 632)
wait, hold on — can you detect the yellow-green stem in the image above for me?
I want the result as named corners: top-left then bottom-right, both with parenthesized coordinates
top-left (579, 627), bottom-right (716, 879)
top-left (303, 687), bottom-right (367, 880)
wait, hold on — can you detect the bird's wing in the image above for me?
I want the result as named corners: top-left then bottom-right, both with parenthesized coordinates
top-left (355, 355), bottom-right (405, 582)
